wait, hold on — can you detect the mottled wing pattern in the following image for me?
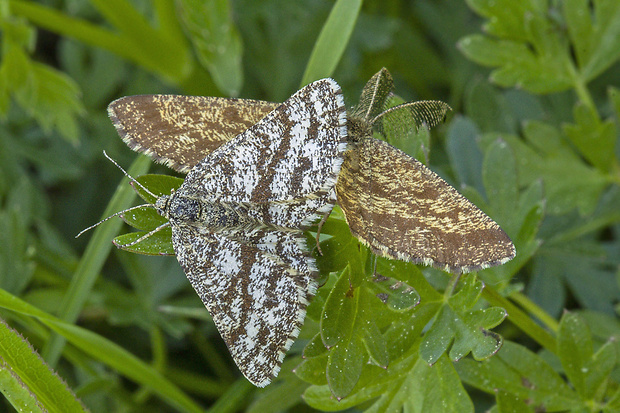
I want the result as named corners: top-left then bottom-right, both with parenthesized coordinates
top-left (179, 79), bottom-right (347, 204)
top-left (336, 138), bottom-right (516, 273)
top-left (241, 190), bottom-right (338, 230)
top-left (108, 95), bottom-right (278, 173)
top-left (226, 227), bottom-right (317, 276)
top-left (162, 79), bottom-right (347, 387)
top-left (171, 225), bottom-right (315, 387)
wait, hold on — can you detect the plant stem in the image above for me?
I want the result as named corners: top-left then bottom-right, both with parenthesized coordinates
top-left (510, 292), bottom-right (560, 332)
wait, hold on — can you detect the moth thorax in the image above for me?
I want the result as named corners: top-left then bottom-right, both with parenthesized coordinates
top-left (347, 116), bottom-right (372, 143)
top-left (162, 194), bottom-right (242, 229)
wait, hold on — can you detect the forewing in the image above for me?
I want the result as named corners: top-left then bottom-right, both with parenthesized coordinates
top-left (226, 228), bottom-right (317, 276)
top-left (178, 78), bottom-right (347, 203)
top-left (171, 225), bottom-right (315, 387)
top-left (336, 138), bottom-right (516, 273)
top-left (108, 95), bottom-right (278, 173)
top-left (240, 188), bottom-right (336, 229)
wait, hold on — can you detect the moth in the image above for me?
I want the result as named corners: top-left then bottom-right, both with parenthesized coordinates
top-left (80, 78), bottom-right (347, 387)
top-left (108, 68), bottom-right (515, 273)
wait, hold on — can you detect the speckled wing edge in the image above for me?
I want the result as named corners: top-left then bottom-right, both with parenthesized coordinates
top-left (336, 138), bottom-right (516, 273)
top-left (108, 95), bottom-right (278, 173)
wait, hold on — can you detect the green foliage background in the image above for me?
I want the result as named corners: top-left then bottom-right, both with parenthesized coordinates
top-left (0, 0), bottom-right (619, 411)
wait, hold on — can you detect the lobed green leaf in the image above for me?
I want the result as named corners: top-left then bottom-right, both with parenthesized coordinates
top-left (456, 341), bottom-right (579, 411)
top-left (420, 274), bottom-right (506, 364)
top-left (558, 312), bottom-right (618, 401)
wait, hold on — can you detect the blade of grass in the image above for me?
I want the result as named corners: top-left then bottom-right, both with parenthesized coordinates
top-left (0, 318), bottom-right (87, 412)
top-left (43, 155), bottom-right (151, 366)
top-left (0, 288), bottom-right (203, 413)
top-left (301, 0), bottom-right (362, 85)
top-left (11, 0), bottom-right (188, 81)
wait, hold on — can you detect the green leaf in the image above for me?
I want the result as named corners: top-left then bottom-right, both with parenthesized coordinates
top-left (495, 389), bottom-right (534, 413)
top-left (318, 264), bottom-right (415, 399)
top-left (465, 78), bottom-right (515, 133)
top-left (134, 174), bottom-right (184, 204)
top-left (120, 206), bottom-right (167, 232)
top-left (563, 0), bottom-right (620, 80)
top-left (304, 298), bottom-right (440, 410)
top-left (177, 0), bottom-right (243, 96)
top-left (0, 206), bottom-right (36, 294)
top-left (475, 137), bottom-right (545, 286)
top-left (320, 266), bottom-right (358, 348)
top-left (529, 241), bottom-right (618, 315)
top-left (456, 341), bottom-right (579, 411)
top-left (563, 102), bottom-right (617, 172)
top-left (294, 352), bottom-right (328, 386)
top-left (446, 117), bottom-right (485, 192)
top-left (406, 356), bottom-right (473, 413)
top-left (11, 0), bottom-right (207, 92)
top-left (365, 273), bottom-right (420, 312)
top-left (420, 274), bottom-right (506, 364)
top-left (313, 211), bottom-right (360, 275)
top-left (113, 226), bottom-right (174, 256)
top-left (0, 362), bottom-right (45, 413)
top-left (306, 352), bottom-right (474, 412)
top-left (459, 1), bottom-right (575, 94)
top-left (0, 15), bottom-right (83, 142)
top-left (490, 123), bottom-right (610, 215)
top-left (482, 139), bottom-right (518, 227)
top-left (0, 318), bottom-right (86, 412)
top-left (499, 179), bottom-right (544, 274)
top-left (361, 319), bottom-right (389, 368)
top-left (465, 0), bottom-right (547, 40)
top-left (558, 312), bottom-right (617, 400)
top-left (458, 34), bottom-right (573, 94)
top-left (301, 0), bottom-right (362, 84)
top-left (302, 333), bottom-right (328, 359)
top-left (326, 333), bottom-right (365, 400)
top-left (0, 289), bottom-right (203, 413)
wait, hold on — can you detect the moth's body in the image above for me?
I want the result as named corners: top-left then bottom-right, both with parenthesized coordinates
top-left (157, 193), bottom-right (259, 232)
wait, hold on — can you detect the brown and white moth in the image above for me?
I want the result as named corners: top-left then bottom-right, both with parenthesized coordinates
top-left (108, 68), bottom-right (515, 274)
top-left (83, 78), bottom-right (347, 387)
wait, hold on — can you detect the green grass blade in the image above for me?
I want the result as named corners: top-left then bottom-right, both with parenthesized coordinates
top-left (301, 0), bottom-right (362, 85)
top-left (11, 0), bottom-right (188, 81)
top-left (43, 155), bottom-right (151, 366)
top-left (0, 289), bottom-right (203, 413)
top-left (0, 318), bottom-right (86, 412)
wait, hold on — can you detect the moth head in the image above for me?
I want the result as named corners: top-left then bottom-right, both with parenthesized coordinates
top-left (154, 194), bottom-right (171, 218)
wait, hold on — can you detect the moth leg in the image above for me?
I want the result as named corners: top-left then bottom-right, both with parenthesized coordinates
top-left (314, 210), bottom-right (331, 256)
